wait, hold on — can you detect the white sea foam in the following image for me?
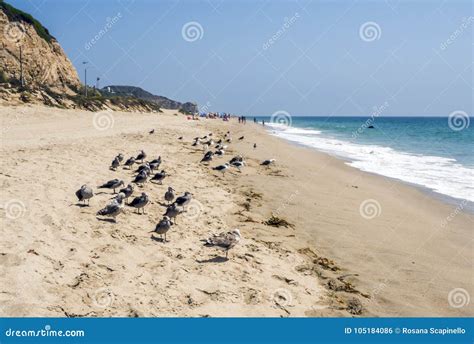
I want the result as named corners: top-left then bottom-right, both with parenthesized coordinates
top-left (268, 124), bottom-right (474, 202)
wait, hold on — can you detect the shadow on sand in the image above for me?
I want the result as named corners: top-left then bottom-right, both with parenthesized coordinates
top-left (196, 256), bottom-right (228, 264)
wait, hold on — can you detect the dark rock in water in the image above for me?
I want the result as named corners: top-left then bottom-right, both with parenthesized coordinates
top-left (368, 125), bottom-right (375, 129)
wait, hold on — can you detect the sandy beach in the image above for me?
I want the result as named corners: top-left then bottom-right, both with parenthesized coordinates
top-left (0, 105), bottom-right (472, 317)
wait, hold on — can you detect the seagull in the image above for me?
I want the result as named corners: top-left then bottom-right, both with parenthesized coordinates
top-left (215, 149), bottom-right (224, 157)
top-left (229, 155), bottom-right (243, 164)
top-left (124, 157), bottom-right (136, 169)
top-left (99, 179), bottom-right (125, 194)
top-left (135, 163), bottom-right (151, 175)
top-left (75, 185), bottom-right (93, 205)
top-left (201, 151), bottom-right (214, 162)
top-left (226, 138), bottom-right (232, 143)
top-left (164, 203), bottom-right (184, 224)
top-left (149, 129), bottom-right (155, 134)
top-left (203, 229), bottom-right (241, 259)
top-left (119, 184), bottom-right (134, 203)
top-left (174, 191), bottom-right (192, 210)
top-left (136, 150), bottom-right (147, 163)
top-left (253, 143), bottom-right (257, 149)
top-left (97, 194), bottom-right (125, 222)
top-left (116, 153), bottom-right (124, 163)
top-left (164, 187), bottom-right (175, 204)
top-left (129, 192), bottom-right (149, 214)
top-left (238, 136), bottom-right (244, 140)
top-left (149, 156), bottom-right (162, 165)
top-left (213, 163), bottom-right (230, 175)
top-left (178, 136), bottom-right (183, 140)
top-left (149, 161), bottom-right (160, 171)
top-left (261, 159), bottom-right (276, 166)
top-left (153, 216), bottom-right (173, 242)
top-left (132, 171), bottom-right (148, 186)
top-left (110, 157), bottom-right (120, 170)
top-left (231, 160), bottom-right (245, 172)
top-left (151, 170), bottom-right (166, 184)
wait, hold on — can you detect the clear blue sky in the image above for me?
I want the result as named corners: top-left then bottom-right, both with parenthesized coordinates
top-left (8, 0), bottom-right (473, 116)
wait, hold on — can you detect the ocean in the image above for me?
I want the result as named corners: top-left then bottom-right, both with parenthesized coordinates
top-left (254, 116), bottom-right (473, 205)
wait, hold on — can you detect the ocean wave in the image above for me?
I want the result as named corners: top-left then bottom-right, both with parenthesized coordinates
top-left (269, 126), bottom-right (474, 202)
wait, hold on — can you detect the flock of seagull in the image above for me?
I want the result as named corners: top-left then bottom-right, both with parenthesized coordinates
top-left (75, 128), bottom-right (275, 259)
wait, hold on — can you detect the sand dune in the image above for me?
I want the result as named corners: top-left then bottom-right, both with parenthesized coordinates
top-left (0, 105), bottom-right (472, 317)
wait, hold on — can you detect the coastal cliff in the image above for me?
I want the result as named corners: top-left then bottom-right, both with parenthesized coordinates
top-left (0, 2), bottom-right (196, 113)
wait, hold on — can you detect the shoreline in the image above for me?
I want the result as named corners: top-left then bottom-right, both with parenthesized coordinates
top-left (1, 105), bottom-right (472, 317)
top-left (265, 131), bottom-right (474, 214)
top-left (260, 120), bottom-right (473, 208)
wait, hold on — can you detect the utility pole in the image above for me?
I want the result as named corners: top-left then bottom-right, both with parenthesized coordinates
top-left (82, 61), bottom-right (88, 97)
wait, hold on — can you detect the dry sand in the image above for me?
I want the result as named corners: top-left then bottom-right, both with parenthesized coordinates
top-left (0, 105), bottom-right (472, 317)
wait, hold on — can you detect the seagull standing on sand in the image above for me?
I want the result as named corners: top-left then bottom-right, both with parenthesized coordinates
top-left (97, 194), bottom-right (125, 222)
top-left (213, 163), bottom-right (230, 175)
top-left (136, 150), bottom-right (147, 163)
top-left (116, 153), bottom-right (124, 163)
top-left (149, 156), bottom-right (162, 167)
top-left (124, 157), bottom-right (136, 169)
top-left (164, 187), bottom-right (175, 204)
top-left (201, 151), bottom-right (213, 162)
top-left (99, 179), bottom-right (125, 194)
top-left (231, 160), bottom-right (245, 172)
top-left (153, 216), bottom-right (173, 242)
top-left (129, 192), bottom-right (150, 214)
top-left (135, 163), bottom-right (151, 175)
top-left (174, 191), bottom-right (192, 210)
top-left (238, 136), bottom-right (244, 140)
top-left (151, 170), bottom-right (167, 184)
top-left (229, 155), bottom-right (243, 164)
top-left (215, 149), bottom-right (225, 157)
top-left (203, 229), bottom-right (242, 259)
top-left (261, 159), bottom-right (276, 166)
top-left (253, 143), bottom-right (257, 149)
top-left (164, 203), bottom-right (184, 224)
top-left (149, 129), bottom-right (155, 134)
top-left (110, 157), bottom-right (120, 170)
top-left (75, 185), bottom-right (93, 205)
top-left (119, 184), bottom-right (134, 203)
top-left (132, 171), bottom-right (148, 186)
